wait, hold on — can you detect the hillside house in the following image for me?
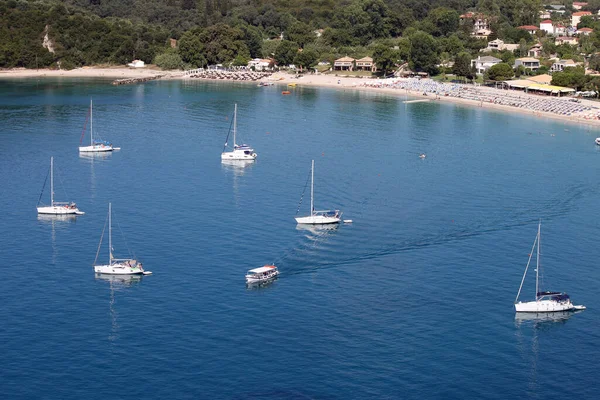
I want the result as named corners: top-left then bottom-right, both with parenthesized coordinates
top-left (514, 57), bottom-right (540, 71)
top-left (471, 55), bottom-right (501, 74)
top-left (334, 56), bottom-right (355, 71)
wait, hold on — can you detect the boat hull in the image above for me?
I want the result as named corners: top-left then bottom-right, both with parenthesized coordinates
top-left (94, 264), bottom-right (144, 275)
top-left (295, 215), bottom-right (341, 224)
top-left (221, 151), bottom-right (257, 161)
top-left (37, 206), bottom-right (84, 215)
top-left (79, 145), bottom-right (114, 152)
top-left (515, 300), bottom-right (575, 313)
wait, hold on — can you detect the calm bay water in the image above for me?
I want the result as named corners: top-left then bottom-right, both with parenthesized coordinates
top-left (1, 78), bottom-right (599, 399)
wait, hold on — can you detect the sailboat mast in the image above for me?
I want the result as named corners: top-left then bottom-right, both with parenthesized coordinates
top-left (535, 221), bottom-right (540, 300)
top-left (90, 99), bottom-right (93, 146)
top-left (233, 103), bottom-right (237, 147)
top-left (50, 156), bottom-right (54, 206)
top-left (108, 203), bottom-right (112, 263)
top-left (310, 160), bottom-right (314, 215)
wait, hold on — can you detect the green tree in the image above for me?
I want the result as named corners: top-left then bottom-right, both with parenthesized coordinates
top-left (154, 48), bottom-right (183, 70)
top-left (274, 40), bottom-right (298, 66)
top-left (287, 21), bottom-right (314, 48)
top-left (499, 50), bottom-right (515, 65)
top-left (409, 31), bottom-right (439, 75)
top-left (486, 63), bottom-right (514, 80)
top-left (178, 29), bottom-right (207, 67)
top-left (199, 23), bottom-right (250, 65)
top-left (589, 54), bottom-right (600, 72)
top-left (372, 43), bottom-right (398, 74)
top-left (293, 49), bottom-right (318, 71)
top-left (551, 67), bottom-right (587, 90)
top-left (427, 7), bottom-right (460, 37)
top-left (452, 51), bottom-right (473, 78)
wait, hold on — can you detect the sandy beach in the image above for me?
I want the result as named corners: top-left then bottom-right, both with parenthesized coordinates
top-left (0, 66), bottom-right (183, 79)
top-left (3, 66), bottom-right (600, 128)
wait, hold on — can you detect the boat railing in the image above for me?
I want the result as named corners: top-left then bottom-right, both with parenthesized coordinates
top-left (313, 209), bottom-right (341, 216)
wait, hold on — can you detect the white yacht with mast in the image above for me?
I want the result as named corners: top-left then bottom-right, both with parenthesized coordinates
top-left (514, 221), bottom-right (585, 313)
top-left (79, 99), bottom-right (115, 152)
top-left (221, 103), bottom-right (257, 161)
top-left (94, 203), bottom-right (151, 275)
top-left (37, 157), bottom-right (84, 215)
top-left (295, 160), bottom-right (342, 224)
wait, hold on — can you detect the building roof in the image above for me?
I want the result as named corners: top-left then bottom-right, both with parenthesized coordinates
top-left (516, 57), bottom-right (540, 62)
top-left (356, 57), bottom-right (373, 62)
top-left (578, 28), bottom-right (594, 32)
top-left (335, 56), bottom-right (355, 62)
top-left (247, 265), bottom-right (277, 274)
top-left (541, 20), bottom-right (553, 24)
top-left (476, 56), bottom-right (502, 63)
top-left (527, 74), bottom-right (552, 84)
top-left (505, 80), bottom-right (575, 93)
top-left (573, 11), bottom-right (592, 16)
top-left (573, 2), bottom-right (588, 5)
top-left (556, 36), bottom-right (578, 41)
top-left (518, 25), bottom-right (539, 30)
top-left (556, 59), bottom-right (577, 65)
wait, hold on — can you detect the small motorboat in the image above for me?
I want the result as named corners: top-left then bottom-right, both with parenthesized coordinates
top-left (595, 137), bottom-right (600, 145)
top-left (281, 90), bottom-right (291, 95)
top-left (419, 153), bottom-right (426, 159)
top-left (245, 265), bottom-right (279, 284)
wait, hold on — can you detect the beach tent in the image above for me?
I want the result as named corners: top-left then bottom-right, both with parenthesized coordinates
top-left (504, 79), bottom-right (575, 95)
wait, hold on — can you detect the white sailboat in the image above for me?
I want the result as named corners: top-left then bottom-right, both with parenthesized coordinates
top-left (514, 221), bottom-right (585, 313)
top-left (221, 103), bottom-right (257, 161)
top-left (94, 203), bottom-right (151, 275)
top-left (295, 160), bottom-right (342, 224)
top-left (37, 157), bottom-right (84, 215)
top-left (79, 99), bottom-right (115, 152)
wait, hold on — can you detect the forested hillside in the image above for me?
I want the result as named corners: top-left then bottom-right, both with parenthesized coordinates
top-left (2, 0), bottom-right (600, 80)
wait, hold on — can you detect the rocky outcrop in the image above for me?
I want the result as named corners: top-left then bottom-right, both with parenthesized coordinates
top-left (42, 25), bottom-right (55, 54)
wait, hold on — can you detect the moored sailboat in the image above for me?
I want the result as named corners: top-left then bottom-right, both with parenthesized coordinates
top-left (514, 221), bottom-right (585, 313)
top-left (94, 203), bottom-right (151, 275)
top-left (221, 104), bottom-right (257, 161)
top-left (79, 99), bottom-right (115, 153)
top-left (37, 157), bottom-right (84, 215)
top-left (295, 160), bottom-right (341, 225)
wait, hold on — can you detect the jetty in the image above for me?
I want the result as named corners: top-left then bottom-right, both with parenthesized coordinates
top-left (403, 99), bottom-right (431, 104)
top-left (112, 74), bottom-right (166, 85)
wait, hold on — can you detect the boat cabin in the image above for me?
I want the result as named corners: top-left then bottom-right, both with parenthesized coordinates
top-left (245, 265), bottom-right (278, 283)
top-left (314, 210), bottom-right (340, 218)
top-left (537, 291), bottom-right (570, 302)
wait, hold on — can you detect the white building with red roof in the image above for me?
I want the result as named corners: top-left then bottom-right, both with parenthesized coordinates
top-left (555, 24), bottom-right (567, 36)
top-left (572, 11), bottom-right (592, 27)
top-left (573, 2), bottom-right (588, 10)
top-left (578, 27), bottom-right (594, 35)
top-left (517, 25), bottom-right (539, 35)
top-left (540, 20), bottom-right (553, 34)
top-left (555, 36), bottom-right (579, 46)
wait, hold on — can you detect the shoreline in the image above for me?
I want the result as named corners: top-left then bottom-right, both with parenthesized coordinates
top-left (3, 66), bottom-right (600, 128)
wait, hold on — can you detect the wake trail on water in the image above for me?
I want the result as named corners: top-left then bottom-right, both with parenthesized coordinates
top-left (276, 182), bottom-right (591, 277)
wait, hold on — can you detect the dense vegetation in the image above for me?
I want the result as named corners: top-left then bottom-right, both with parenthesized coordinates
top-left (2, 0), bottom-right (600, 89)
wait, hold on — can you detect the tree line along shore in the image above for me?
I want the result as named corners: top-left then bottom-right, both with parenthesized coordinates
top-left (3, 1), bottom-right (600, 92)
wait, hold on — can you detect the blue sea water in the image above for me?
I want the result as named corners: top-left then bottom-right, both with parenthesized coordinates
top-left (1, 78), bottom-right (599, 399)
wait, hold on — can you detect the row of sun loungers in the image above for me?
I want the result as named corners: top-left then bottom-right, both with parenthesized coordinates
top-left (362, 78), bottom-right (600, 120)
top-left (185, 70), bottom-right (272, 81)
